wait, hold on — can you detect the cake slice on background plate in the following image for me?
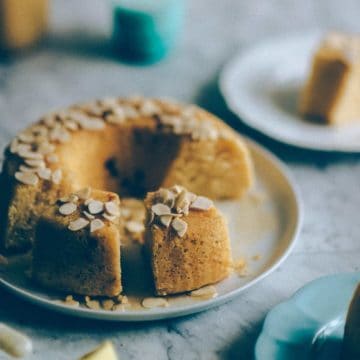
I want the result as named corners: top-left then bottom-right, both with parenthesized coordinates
top-left (299, 32), bottom-right (360, 125)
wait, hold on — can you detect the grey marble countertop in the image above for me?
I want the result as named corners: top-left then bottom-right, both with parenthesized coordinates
top-left (1, 1), bottom-right (360, 359)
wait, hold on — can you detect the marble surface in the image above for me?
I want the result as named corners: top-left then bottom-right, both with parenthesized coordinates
top-left (1, 0), bottom-right (360, 359)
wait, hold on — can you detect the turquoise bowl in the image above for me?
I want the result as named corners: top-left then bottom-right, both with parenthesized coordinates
top-left (111, 0), bottom-right (184, 63)
top-left (255, 272), bottom-right (360, 359)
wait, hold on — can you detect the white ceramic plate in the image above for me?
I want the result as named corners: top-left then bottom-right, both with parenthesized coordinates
top-left (0, 140), bottom-right (302, 321)
top-left (220, 32), bottom-right (360, 152)
top-left (255, 272), bottom-right (360, 360)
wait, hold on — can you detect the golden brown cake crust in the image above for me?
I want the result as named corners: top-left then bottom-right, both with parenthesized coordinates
top-left (0, 97), bottom-right (253, 252)
top-left (32, 190), bottom-right (122, 297)
top-left (144, 187), bottom-right (232, 295)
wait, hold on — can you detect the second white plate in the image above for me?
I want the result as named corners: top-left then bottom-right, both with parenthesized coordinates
top-left (0, 140), bottom-right (302, 321)
top-left (220, 32), bottom-right (360, 152)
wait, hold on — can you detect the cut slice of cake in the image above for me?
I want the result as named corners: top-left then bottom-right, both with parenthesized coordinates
top-left (342, 283), bottom-right (360, 359)
top-left (299, 32), bottom-right (360, 125)
top-left (144, 185), bottom-right (232, 295)
top-left (32, 188), bottom-right (122, 297)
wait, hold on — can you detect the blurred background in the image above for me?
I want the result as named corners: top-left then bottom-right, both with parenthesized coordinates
top-left (1, 0), bottom-right (360, 145)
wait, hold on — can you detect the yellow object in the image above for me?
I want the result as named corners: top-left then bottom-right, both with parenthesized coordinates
top-left (80, 341), bottom-right (118, 360)
top-left (0, 0), bottom-right (48, 50)
top-left (299, 32), bottom-right (360, 125)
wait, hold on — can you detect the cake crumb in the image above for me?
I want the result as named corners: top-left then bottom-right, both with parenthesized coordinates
top-left (232, 258), bottom-right (249, 277)
top-left (251, 254), bottom-right (261, 261)
top-left (248, 191), bottom-right (267, 205)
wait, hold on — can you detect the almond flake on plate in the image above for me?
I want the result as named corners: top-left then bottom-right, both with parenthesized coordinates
top-left (141, 297), bottom-right (168, 309)
top-left (190, 285), bottom-right (218, 299)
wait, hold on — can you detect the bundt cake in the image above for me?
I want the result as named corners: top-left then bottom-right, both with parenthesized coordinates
top-left (144, 185), bottom-right (232, 295)
top-left (342, 283), bottom-right (360, 359)
top-left (299, 32), bottom-right (360, 125)
top-left (0, 97), bottom-right (253, 252)
top-left (32, 189), bottom-right (122, 297)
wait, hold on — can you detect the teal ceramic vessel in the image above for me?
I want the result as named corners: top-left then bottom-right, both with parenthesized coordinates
top-left (112, 0), bottom-right (184, 63)
top-left (255, 272), bottom-right (360, 359)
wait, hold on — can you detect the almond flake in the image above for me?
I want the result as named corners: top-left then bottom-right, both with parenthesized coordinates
top-left (52, 169), bottom-right (62, 184)
top-left (63, 120), bottom-right (78, 131)
top-left (37, 168), bottom-right (52, 180)
top-left (123, 105), bottom-right (138, 119)
top-left (18, 132), bottom-right (35, 143)
top-left (151, 203), bottom-right (171, 216)
top-left (125, 221), bottom-right (144, 233)
top-left (155, 189), bottom-right (175, 208)
top-left (190, 285), bottom-right (218, 299)
top-left (78, 118), bottom-right (105, 130)
top-left (25, 159), bottom-right (45, 168)
top-left (18, 149), bottom-right (43, 160)
top-left (15, 171), bottom-right (39, 186)
top-left (59, 202), bottom-right (77, 216)
top-left (103, 213), bottom-right (118, 222)
top-left (139, 100), bottom-right (160, 116)
top-left (10, 139), bottom-right (20, 153)
top-left (170, 185), bottom-right (183, 195)
top-left (105, 201), bottom-right (120, 216)
top-left (171, 218), bottom-right (187, 237)
top-left (59, 194), bottom-right (78, 203)
top-left (46, 154), bottom-right (59, 163)
top-left (83, 211), bottom-right (95, 220)
top-left (90, 219), bottom-right (105, 232)
top-left (88, 200), bottom-right (104, 215)
top-left (74, 187), bottom-right (92, 200)
top-left (190, 196), bottom-right (213, 211)
top-left (19, 165), bottom-right (36, 173)
top-left (141, 297), bottom-right (168, 309)
top-left (175, 190), bottom-right (190, 215)
top-left (159, 215), bottom-right (172, 227)
top-left (50, 128), bottom-right (70, 143)
top-left (37, 142), bottom-right (55, 155)
top-left (148, 211), bottom-right (155, 224)
top-left (68, 218), bottom-right (89, 231)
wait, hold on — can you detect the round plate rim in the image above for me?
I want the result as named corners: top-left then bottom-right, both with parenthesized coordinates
top-left (219, 31), bottom-right (360, 153)
top-left (0, 138), bottom-right (302, 321)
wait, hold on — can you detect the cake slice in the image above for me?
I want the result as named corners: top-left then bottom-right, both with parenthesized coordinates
top-left (32, 188), bottom-right (122, 297)
top-left (299, 32), bottom-right (360, 125)
top-left (144, 185), bottom-right (232, 295)
top-left (342, 283), bottom-right (360, 359)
